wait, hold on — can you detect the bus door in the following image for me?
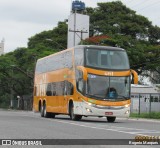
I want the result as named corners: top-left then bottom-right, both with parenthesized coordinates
top-left (61, 80), bottom-right (74, 113)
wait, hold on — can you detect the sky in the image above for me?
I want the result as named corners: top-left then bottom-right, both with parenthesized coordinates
top-left (0, 0), bottom-right (160, 53)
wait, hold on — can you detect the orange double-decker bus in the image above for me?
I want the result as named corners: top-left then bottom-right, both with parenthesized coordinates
top-left (33, 45), bottom-right (138, 122)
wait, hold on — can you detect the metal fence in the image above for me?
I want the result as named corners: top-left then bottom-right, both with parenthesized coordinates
top-left (10, 95), bottom-right (32, 111)
top-left (2, 93), bottom-right (160, 113)
top-left (130, 93), bottom-right (160, 114)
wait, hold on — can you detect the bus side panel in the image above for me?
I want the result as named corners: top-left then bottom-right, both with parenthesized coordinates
top-left (33, 96), bottom-right (39, 112)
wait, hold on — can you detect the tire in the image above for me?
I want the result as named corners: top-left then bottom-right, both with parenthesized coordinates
top-left (107, 117), bottom-right (116, 122)
top-left (40, 104), bottom-right (44, 117)
top-left (43, 103), bottom-right (50, 118)
top-left (70, 103), bottom-right (82, 121)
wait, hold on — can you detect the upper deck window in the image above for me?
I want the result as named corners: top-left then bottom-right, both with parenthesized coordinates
top-left (85, 48), bottom-right (130, 70)
top-left (35, 50), bottom-right (73, 74)
top-left (74, 47), bottom-right (84, 66)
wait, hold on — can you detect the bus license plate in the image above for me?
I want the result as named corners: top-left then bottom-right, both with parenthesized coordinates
top-left (105, 112), bottom-right (113, 115)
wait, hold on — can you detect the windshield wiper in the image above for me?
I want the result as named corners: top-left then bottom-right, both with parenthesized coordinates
top-left (103, 95), bottom-right (129, 100)
top-left (86, 94), bottom-right (103, 100)
top-left (117, 95), bottom-right (128, 100)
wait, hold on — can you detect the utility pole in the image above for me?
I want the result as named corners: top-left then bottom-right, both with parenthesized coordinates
top-left (69, 29), bottom-right (88, 45)
top-left (0, 38), bottom-right (4, 55)
top-left (10, 66), bottom-right (14, 108)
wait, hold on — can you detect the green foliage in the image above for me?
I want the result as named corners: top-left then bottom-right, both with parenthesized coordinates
top-left (0, 46), bottom-right (55, 108)
top-left (87, 1), bottom-right (152, 39)
top-left (28, 21), bottom-right (67, 50)
top-left (0, 94), bottom-right (10, 108)
top-left (0, 20), bottom-right (63, 108)
top-left (85, 1), bottom-right (160, 76)
top-left (0, 1), bottom-right (160, 108)
top-left (130, 112), bottom-right (160, 119)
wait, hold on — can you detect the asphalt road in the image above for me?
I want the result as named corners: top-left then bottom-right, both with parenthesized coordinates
top-left (0, 110), bottom-right (160, 148)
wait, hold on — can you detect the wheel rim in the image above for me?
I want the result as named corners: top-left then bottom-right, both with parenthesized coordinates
top-left (44, 104), bottom-right (46, 116)
top-left (41, 105), bottom-right (44, 116)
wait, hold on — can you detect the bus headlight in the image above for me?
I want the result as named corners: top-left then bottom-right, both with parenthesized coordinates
top-left (125, 110), bottom-right (130, 114)
top-left (87, 102), bottom-right (92, 106)
top-left (124, 104), bottom-right (130, 108)
top-left (82, 99), bottom-right (96, 107)
top-left (86, 108), bottom-right (92, 113)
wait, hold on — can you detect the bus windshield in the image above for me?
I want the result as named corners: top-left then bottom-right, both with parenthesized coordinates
top-left (85, 48), bottom-right (129, 70)
top-left (86, 74), bottom-right (130, 101)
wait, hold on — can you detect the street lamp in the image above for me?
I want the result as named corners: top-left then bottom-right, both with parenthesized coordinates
top-left (10, 65), bottom-right (15, 108)
top-left (9, 65), bottom-right (33, 109)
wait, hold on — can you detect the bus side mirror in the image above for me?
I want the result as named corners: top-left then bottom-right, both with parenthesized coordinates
top-left (131, 69), bottom-right (138, 84)
top-left (77, 78), bottom-right (84, 93)
top-left (77, 66), bottom-right (88, 81)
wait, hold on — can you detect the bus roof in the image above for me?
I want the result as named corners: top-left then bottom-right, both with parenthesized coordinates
top-left (37, 45), bottom-right (125, 62)
top-left (74, 45), bottom-right (125, 51)
top-left (37, 47), bottom-right (73, 62)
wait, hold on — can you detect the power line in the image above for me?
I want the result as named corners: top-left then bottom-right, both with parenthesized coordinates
top-left (130, 0), bottom-right (149, 9)
top-left (69, 29), bottom-right (88, 44)
top-left (137, 1), bottom-right (160, 12)
top-left (122, 0), bottom-right (160, 26)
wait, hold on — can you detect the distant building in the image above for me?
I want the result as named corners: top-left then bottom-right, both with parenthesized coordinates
top-left (0, 39), bottom-right (4, 55)
top-left (131, 84), bottom-right (159, 94)
top-left (131, 84), bottom-right (160, 113)
top-left (155, 84), bottom-right (160, 92)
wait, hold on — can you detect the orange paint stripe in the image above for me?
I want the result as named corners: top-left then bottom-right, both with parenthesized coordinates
top-left (86, 68), bottom-right (131, 77)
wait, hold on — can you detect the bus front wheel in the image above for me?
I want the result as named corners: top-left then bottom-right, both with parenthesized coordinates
top-left (107, 117), bottom-right (116, 122)
top-left (70, 104), bottom-right (82, 121)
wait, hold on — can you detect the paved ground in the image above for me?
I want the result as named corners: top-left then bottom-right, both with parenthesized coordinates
top-left (0, 110), bottom-right (159, 147)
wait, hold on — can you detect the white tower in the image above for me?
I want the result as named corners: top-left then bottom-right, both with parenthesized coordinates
top-left (67, 0), bottom-right (90, 48)
top-left (0, 38), bottom-right (4, 55)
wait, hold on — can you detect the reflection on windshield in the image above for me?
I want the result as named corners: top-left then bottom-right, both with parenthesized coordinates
top-left (85, 48), bottom-right (129, 70)
top-left (87, 74), bottom-right (130, 101)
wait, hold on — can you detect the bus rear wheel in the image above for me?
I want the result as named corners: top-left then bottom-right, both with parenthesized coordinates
top-left (40, 104), bottom-right (44, 117)
top-left (107, 117), bottom-right (116, 122)
top-left (40, 102), bottom-right (55, 118)
top-left (43, 103), bottom-right (51, 118)
top-left (70, 104), bottom-right (82, 121)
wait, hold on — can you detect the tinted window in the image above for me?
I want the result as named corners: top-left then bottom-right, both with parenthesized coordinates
top-left (45, 81), bottom-right (73, 96)
top-left (87, 74), bottom-right (130, 101)
top-left (36, 50), bottom-right (73, 74)
top-left (46, 83), bottom-right (52, 96)
top-left (85, 48), bottom-right (130, 70)
top-left (74, 47), bottom-right (84, 66)
top-left (64, 81), bottom-right (74, 95)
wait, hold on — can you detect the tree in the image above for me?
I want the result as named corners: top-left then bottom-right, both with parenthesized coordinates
top-left (0, 46), bottom-right (54, 108)
top-left (28, 21), bottom-right (68, 51)
top-left (0, 1), bottom-right (160, 108)
top-left (85, 1), bottom-right (160, 77)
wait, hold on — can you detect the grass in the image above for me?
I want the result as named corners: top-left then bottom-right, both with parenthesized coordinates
top-left (130, 112), bottom-right (160, 119)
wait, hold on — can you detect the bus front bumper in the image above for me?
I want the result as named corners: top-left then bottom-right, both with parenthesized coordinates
top-left (73, 101), bottom-right (130, 117)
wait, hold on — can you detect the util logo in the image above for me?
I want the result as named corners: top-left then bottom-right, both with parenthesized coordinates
top-left (105, 72), bottom-right (113, 76)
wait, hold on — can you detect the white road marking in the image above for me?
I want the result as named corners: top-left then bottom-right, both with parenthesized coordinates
top-left (5, 111), bottom-right (160, 137)
top-left (46, 118), bottom-right (160, 137)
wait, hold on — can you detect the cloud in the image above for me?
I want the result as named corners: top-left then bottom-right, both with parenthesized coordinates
top-left (0, 0), bottom-right (160, 53)
top-left (0, 0), bottom-right (70, 25)
top-left (0, 20), bottom-right (54, 52)
top-left (0, 0), bottom-right (71, 52)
